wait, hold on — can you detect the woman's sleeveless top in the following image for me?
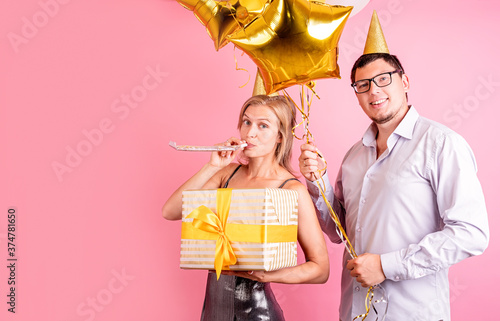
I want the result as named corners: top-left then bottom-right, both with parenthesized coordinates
top-left (201, 164), bottom-right (299, 321)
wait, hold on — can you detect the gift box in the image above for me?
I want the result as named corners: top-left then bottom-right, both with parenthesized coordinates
top-left (180, 188), bottom-right (298, 274)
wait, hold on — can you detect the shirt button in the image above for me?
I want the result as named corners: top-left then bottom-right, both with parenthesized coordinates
top-left (395, 276), bottom-right (400, 281)
top-left (355, 286), bottom-right (360, 292)
top-left (361, 199), bottom-right (366, 204)
top-left (357, 228), bottom-right (361, 232)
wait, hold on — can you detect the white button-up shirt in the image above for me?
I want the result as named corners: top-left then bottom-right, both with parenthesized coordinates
top-left (307, 107), bottom-right (489, 321)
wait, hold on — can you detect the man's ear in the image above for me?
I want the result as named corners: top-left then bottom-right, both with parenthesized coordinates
top-left (402, 73), bottom-right (410, 92)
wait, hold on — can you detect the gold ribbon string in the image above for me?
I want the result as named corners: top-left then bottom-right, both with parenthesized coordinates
top-left (316, 164), bottom-right (384, 321)
top-left (300, 85), bottom-right (312, 142)
top-left (353, 286), bottom-right (375, 321)
top-left (316, 177), bottom-right (356, 258)
top-left (233, 45), bottom-right (251, 89)
top-left (317, 173), bottom-right (379, 321)
top-left (282, 85), bottom-right (318, 143)
top-left (283, 84), bottom-right (356, 256)
top-left (227, 3), bottom-right (252, 90)
top-left (282, 84), bottom-right (383, 321)
top-left (282, 85), bottom-right (327, 176)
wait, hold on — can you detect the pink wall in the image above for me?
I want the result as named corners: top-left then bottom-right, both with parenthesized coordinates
top-left (1, 0), bottom-right (498, 320)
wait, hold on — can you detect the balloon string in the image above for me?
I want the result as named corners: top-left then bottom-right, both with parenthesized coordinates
top-left (353, 286), bottom-right (375, 321)
top-left (301, 85), bottom-right (311, 143)
top-left (227, 3), bottom-right (246, 30)
top-left (316, 176), bottom-right (357, 259)
top-left (317, 154), bottom-right (384, 321)
top-left (233, 45), bottom-right (250, 89)
top-left (283, 84), bottom-right (385, 321)
top-left (305, 81), bottom-right (320, 100)
top-left (282, 85), bottom-right (316, 143)
top-left (284, 84), bottom-right (356, 257)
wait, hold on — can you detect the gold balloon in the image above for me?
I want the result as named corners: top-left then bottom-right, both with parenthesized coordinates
top-left (227, 0), bottom-right (352, 93)
top-left (177, 0), bottom-right (269, 51)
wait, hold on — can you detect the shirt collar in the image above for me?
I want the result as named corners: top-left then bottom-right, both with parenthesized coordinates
top-left (362, 106), bottom-right (419, 147)
top-left (394, 106), bottom-right (419, 139)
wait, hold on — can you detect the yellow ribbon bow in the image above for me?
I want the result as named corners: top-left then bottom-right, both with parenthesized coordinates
top-left (186, 188), bottom-right (237, 279)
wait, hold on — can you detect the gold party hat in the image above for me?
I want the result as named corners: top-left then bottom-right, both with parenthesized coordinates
top-left (363, 11), bottom-right (390, 54)
top-left (253, 69), bottom-right (278, 96)
top-left (252, 69), bottom-right (266, 96)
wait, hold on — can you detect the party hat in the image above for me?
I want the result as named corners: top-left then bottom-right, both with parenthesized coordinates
top-left (253, 69), bottom-right (278, 96)
top-left (253, 69), bottom-right (266, 96)
top-left (363, 11), bottom-right (390, 54)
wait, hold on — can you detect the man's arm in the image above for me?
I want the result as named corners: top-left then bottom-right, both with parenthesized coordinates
top-left (300, 143), bottom-right (345, 243)
top-left (379, 132), bottom-right (489, 282)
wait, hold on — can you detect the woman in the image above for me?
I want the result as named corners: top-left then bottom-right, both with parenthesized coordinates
top-left (162, 95), bottom-right (329, 320)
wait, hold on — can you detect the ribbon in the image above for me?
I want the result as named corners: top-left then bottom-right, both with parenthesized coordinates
top-left (279, 84), bottom-right (387, 320)
top-left (182, 222), bottom-right (297, 243)
top-left (184, 188), bottom-right (298, 279)
top-left (233, 46), bottom-right (250, 89)
top-left (282, 84), bottom-right (320, 144)
top-left (316, 166), bottom-right (388, 321)
top-left (186, 188), bottom-right (236, 280)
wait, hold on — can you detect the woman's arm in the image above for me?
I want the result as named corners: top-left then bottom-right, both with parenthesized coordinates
top-left (225, 182), bottom-right (330, 284)
top-left (161, 138), bottom-right (244, 221)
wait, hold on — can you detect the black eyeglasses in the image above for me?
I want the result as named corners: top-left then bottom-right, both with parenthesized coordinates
top-left (351, 70), bottom-right (403, 94)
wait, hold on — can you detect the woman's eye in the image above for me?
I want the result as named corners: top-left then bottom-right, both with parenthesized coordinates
top-left (243, 120), bottom-right (250, 125)
top-left (259, 124), bottom-right (268, 129)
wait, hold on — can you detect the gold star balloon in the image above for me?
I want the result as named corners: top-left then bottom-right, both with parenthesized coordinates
top-left (227, 0), bottom-right (352, 93)
top-left (177, 0), bottom-right (269, 50)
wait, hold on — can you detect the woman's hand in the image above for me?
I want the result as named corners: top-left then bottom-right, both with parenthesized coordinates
top-left (162, 137), bottom-right (244, 221)
top-left (219, 183), bottom-right (330, 285)
top-left (208, 137), bottom-right (246, 169)
top-left (221, 270), bottom-right (268, 282)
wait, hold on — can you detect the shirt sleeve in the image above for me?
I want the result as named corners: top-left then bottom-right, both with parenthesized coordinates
top-left (306, 169), bottom-right (346, 244)
top-left (381, 132), bottom-right (489, 281)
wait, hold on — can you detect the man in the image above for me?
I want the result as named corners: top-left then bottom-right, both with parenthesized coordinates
top-left (299, 12), bottom-right (489, 321)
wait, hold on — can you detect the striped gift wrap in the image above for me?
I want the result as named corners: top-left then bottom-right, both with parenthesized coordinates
top-left (180, 188), bottom-right (298, 271)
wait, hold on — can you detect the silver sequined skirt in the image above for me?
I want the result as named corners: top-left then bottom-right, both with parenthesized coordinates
top-left (201, 272), bottom-right (285, 321)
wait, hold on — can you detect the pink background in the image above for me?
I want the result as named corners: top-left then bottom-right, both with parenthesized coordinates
top-left (1, 0), bottom-right (498, 320)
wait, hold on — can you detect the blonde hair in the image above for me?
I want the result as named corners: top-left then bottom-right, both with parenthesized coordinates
top-left (237, 95), bottom-right (297, 173)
